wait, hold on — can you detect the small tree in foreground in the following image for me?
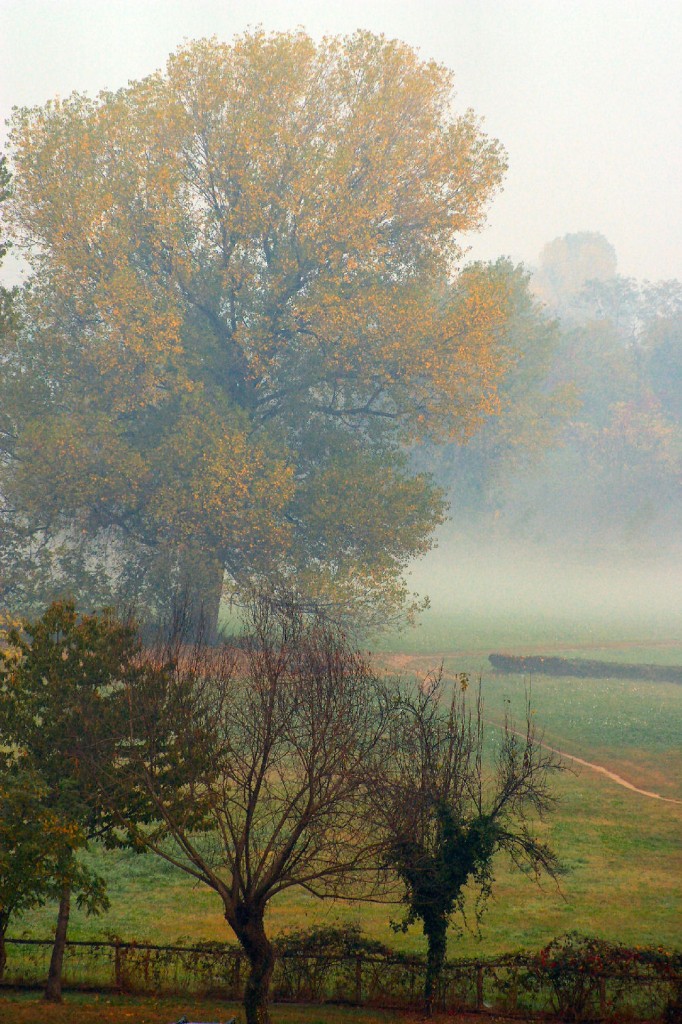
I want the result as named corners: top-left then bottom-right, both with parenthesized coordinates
top-left (0, 601), bottom-right (139, 1000)
top-left (376, 672), bottom-right (565, 1014)
top-left (0, 764), bottom-right (107, 982)
top-left (81, 596), bottom-right (392, 1024)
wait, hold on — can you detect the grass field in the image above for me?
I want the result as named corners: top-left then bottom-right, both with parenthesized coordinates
top-left (10, 611), bottom-right (681, 961)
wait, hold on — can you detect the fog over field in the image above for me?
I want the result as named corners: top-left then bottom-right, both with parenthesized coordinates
top-left (408, 528), bottom-right (682, 643)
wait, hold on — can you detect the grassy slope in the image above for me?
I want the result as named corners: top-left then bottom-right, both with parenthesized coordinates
top-left (432, 663), bottom-right (680, 801)
top-left (9, 617), bottom-right (682, 956)
top-left (379, 613), bottom-right (682, 802)
top-left (13, 765), bottom-right (680, 954)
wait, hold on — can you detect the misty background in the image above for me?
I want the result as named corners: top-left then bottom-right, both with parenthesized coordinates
top-left (3, 1), bottom-right (681, 283)
top-left (409, 231), bottom-right (682, 644)
top-left (2, 1), bottom-right (681, 642)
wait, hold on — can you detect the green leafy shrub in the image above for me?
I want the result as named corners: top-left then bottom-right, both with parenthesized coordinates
top-left (522, 932), bottom-right (682, 1022)
top-left (273, 924), bottom-right (404, 1003)
top-left (275, 924), bottom-right (391, 959)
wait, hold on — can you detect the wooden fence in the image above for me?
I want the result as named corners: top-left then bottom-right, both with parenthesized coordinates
top-left (2, 936), bottom-right (680, 1021)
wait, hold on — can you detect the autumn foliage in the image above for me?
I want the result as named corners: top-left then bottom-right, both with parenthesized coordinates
top-left (4, 30), bottom-right (513, 625)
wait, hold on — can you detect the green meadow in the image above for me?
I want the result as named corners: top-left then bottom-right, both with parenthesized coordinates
top-left (11, 612), bottom-right (681, 958)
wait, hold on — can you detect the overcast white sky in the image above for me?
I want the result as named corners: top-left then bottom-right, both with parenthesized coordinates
top-left (2, 0), bottom-right (681, 282)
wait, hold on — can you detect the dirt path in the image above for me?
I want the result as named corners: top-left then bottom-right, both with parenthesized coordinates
top-left (538, 741), bottom-right (682, 804)
top-left (380, 651), bottom-right (682, 805)
top-left (496, 725), bottom-right (682, 805)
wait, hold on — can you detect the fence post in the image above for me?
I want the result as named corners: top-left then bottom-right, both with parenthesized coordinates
top-left (234, 952), bottom-right (242, 999)
top-left (114, 940), bottom-right (123, 992)
top-left (476, 965), bottom-right (484, 1010)
top-left (599, 976), bottom-right (607, 1016)
top-left (509, 967), bottom-right (518, 1011)
top-left (355, 953), bottom-right (363, 1005)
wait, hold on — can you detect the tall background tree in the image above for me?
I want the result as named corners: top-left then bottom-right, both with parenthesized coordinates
top-left (419, 233), bottom-right (682, 555)
top-left (520, 243), bottom-right (682, 549)
top-left (1, 30), bottom-right (516, 630)
top-left (411, 260), bottom-right (574, 517)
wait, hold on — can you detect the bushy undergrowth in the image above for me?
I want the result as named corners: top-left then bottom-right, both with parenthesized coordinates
top-left (275, 924), bottom-right (394, 959)
top-left (3, 926), bottom-right (680, 1020)
top-left (523, 932), bottom-right (682, 1022)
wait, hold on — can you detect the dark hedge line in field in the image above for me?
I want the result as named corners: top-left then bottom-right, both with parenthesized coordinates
top-left (489, 653), bottom-right (682, 684)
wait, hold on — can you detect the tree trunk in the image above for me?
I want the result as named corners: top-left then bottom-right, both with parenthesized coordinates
top-left (228, 903), bottom-right (276, 1024)
top-left (199, 557), bottom-right (225, 644)
top-left (44, 881), bottom-right (71, 1002)
top-left (176, 549), bottom-right (225, 644)
top-left (0, 915), bottom-right (8, 983)
top-left (423, 915), bottom-right (448, 1017)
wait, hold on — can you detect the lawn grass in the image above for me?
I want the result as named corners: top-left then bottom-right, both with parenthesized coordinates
top-left (12, 744), bottom-right (681, 956)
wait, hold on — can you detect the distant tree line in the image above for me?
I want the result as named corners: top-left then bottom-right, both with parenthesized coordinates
top-left (418, 231), bottom-right (682, 551)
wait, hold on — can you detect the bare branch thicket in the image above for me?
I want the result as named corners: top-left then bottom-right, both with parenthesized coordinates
top-left (83, 593), bottom-right (393, 1024)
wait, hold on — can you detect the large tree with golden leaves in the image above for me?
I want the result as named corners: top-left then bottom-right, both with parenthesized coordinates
top-left (3, 30), bottom-right (512, 630)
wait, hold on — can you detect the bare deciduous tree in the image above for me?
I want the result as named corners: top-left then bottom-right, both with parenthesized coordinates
top-left (85, 596), bottom-right (392, 1024)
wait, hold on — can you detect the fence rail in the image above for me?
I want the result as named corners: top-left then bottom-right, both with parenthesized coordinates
top-left (2, 936), bottom-right (680, 1021)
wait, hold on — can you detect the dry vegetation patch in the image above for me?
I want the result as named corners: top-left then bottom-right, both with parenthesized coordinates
top-left (0, 996), bottom-right (521, 1024)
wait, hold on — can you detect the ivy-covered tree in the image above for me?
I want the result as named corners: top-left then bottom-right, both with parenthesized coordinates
top-left (376, 673), bottom-right (564, 1014)
top-left (2, 30), bottom-right (515, 631)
